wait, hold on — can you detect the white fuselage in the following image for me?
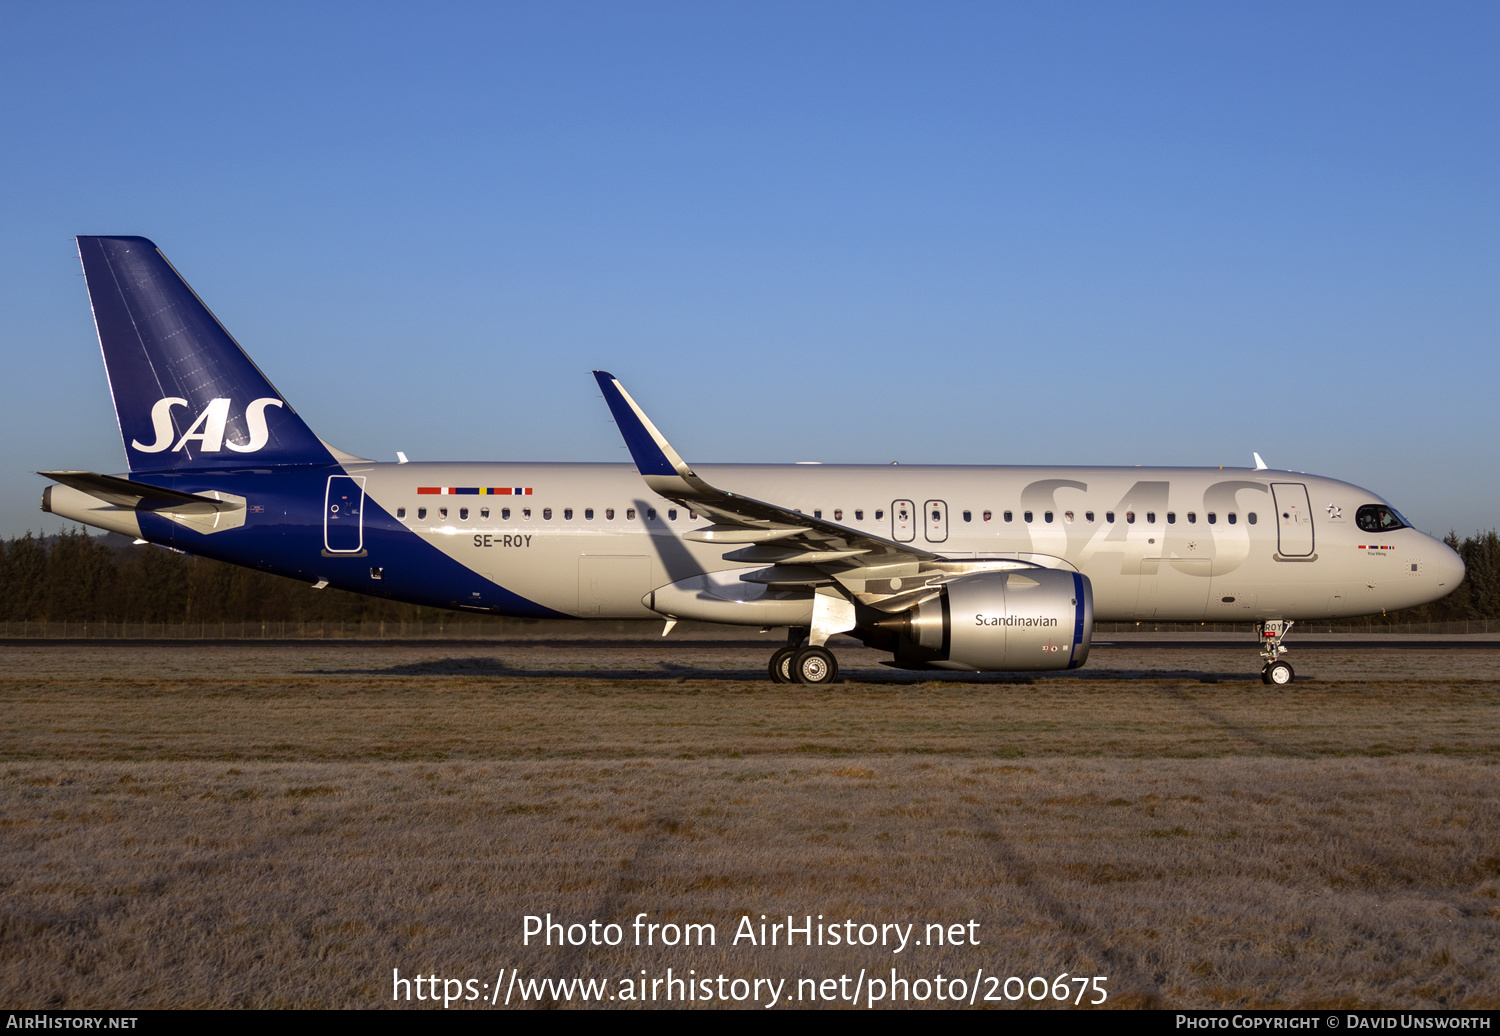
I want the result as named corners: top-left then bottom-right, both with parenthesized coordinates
top-left (349, 461), bottom-right (1462, 622)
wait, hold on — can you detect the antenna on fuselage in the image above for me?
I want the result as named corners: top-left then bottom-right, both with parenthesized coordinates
top-left (1252, 452), bottom-right (1268, 470)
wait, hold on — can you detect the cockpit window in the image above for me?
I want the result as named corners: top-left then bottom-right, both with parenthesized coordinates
top-left (1356, 504), bottom-right (1409, 533)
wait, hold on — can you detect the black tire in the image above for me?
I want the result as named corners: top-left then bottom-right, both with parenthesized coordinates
top-left (792, 646), bottom-right (838, 685)
top-left (768, 647), bottom-right (795, 684)
top-left (1265, 660), bottom-right (1294, 686)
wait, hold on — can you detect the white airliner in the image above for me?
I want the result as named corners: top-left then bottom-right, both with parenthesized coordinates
top-left (42, 237), bottom-right (1465, 685)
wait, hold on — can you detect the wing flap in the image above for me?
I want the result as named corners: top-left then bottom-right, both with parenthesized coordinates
top-left (723, 545), bottom-right (871, 565)
top-left (681, 525), bottom-right (807, 544)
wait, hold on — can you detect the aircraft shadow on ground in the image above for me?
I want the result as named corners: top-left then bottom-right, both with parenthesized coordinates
top-left (297, 657), bottom-right (1267, 683)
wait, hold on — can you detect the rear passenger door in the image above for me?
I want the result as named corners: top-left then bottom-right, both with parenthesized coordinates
top-left (324, 475), bottom-right (366, 554)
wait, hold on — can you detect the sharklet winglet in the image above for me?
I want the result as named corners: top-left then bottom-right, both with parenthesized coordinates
top-left (591, 371), bottom-right (695, 479)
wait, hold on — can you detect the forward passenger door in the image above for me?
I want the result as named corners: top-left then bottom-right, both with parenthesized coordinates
top-left (1271, 483), bottom-right (1315, 557)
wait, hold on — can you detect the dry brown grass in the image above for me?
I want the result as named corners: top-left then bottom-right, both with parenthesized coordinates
top-left (1, 641), bottom-right (1497, 1009)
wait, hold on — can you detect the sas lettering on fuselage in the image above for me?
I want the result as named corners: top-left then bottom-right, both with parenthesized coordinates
top-left (975, 614), bottom-right (1058, 627)
top-left (474, 534), bottom-right (533, 549)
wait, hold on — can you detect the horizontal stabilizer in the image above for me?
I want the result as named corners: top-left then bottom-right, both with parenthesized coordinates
top-left (40, 470), bottom-right (243, 515)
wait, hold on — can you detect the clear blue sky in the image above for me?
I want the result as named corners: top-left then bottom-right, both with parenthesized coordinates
top-left (3, 2), bottom-right (1497, 538)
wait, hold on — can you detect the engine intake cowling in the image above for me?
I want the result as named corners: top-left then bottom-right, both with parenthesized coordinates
top-left (901, 569), bottom-right (1092, 671)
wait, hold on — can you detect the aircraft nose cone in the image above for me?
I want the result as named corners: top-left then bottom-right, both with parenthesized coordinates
top-left (1433, 539), bottom-right (1466, 590)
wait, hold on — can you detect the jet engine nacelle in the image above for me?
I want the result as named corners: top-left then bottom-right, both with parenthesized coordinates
top-left (901, 569), bottom-right (1093, 671)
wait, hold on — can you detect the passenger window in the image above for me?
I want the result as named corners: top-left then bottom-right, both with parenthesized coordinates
top-left (1126, 512), bottom-right (1135, 524)
top-left (931, 508), bottom-right (941, 522)
top-left (1064, 511), bottom-right (1074, 523)
top-left (1207, 513), bottom-right (1216, 524)
top-left (563, 508), bottom-right (573, 520)
top-left (1228, 512), bottom-right (1237, 524)
top-left (647, 508), bottom-right (656, 520)
top-left (585, 508), bottom-right (594, 520)
top-left (668, 509), bottom-right (677, 520)
top-left (1146, 512), bottom-right (1155, 524)
top-left (1166, 512), bottom-right (1175, 524)
top-left (459, 507), bottom-right (469, 521)
top-left (480, 507), bottom-right (489, 519)
top-left (689, 510), bottom-right (697, 519)
top-left (1187, 512), bottom-right (1196, 523)
top-left (439, 507), bottom-right (448, 519)
top-left (1106, 512), bottom-right (1115, 523)
top-left (814, 510), bottom-right (822, 519)
top-left (1248, 512), bottom-right (1257, 525)
top-left (522, 508), bottom-right (531, 520)
top-left (543, 508), bottom-right (552, 520)
top-left (605, 508), bottom-right (614, 521)
top-left (397, 507), bottom-right (406, 519)
top-left (1085, 511), bottom-right (1094, 523)
top-left (855, 510), bottom-right (864, 521)
top-left (1004, 511), bottom-right (1013, 523)
top-left (834, 509), bottom-right (843, 521)
top-left (1024, 511), bottom-right (1033, 523)
top-left (417, 507), bottom-right (427, 520)
top-left (1044, 511), bottom-right (1053, 523)
top-left (627, 508), bottom-right (637, 520)
top-left (962, 510), bottom-right (971, 522)
top-left (876, 509), bottom-right (884, 521)
top-left (501, 507), bottom-right (510, 520)
top-left (983, 510), bottom-right (992, 522)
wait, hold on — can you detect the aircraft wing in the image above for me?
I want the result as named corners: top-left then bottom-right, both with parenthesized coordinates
top-left (593, 371), bottom-right (964, 598)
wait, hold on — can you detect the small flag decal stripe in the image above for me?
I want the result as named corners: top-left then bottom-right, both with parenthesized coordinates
top-left (417, 486), bottom-right (532, 496)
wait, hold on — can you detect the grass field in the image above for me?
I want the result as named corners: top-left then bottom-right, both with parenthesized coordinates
top-left (2, 637), bottom-right (1497, 1009)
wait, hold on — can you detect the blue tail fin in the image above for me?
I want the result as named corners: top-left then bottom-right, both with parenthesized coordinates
top-left (77, 236), bottom-right (335, 471)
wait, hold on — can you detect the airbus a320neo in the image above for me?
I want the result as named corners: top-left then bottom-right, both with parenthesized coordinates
top-left (42, 237), bottom-right (1464, 685)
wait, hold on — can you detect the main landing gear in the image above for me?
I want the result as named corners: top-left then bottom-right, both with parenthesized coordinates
top-left (1257, 619), bottom-right (1295, 685)
top-left (768, 628), bottom-right (840, 685)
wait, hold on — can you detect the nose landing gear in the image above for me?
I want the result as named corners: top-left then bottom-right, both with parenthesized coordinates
top-left (1257, 619), bottom-right (1295, 685)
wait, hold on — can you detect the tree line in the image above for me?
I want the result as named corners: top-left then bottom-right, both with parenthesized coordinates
top-left (1, 527), bottom-right (1497, 625)
top-left (0, 530), bottom-right (446, 624)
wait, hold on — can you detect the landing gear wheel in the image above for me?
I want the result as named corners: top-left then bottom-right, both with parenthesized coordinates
top-left (1262, 660), bottom-right (1295, 686)
top-left (768, 647), bottom-right (796, 684)
top-left (792, 646), bottom-right (838, 685)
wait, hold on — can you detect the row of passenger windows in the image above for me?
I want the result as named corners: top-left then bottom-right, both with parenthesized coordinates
top-left (806, 507), bottom-right (1257, 526)
top-left (393, 504), bottom-right (1256, 526)
top-left (396, 506), bottom-right (694, 522)
top-left (952, 509), bottom-right (1255, 525)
